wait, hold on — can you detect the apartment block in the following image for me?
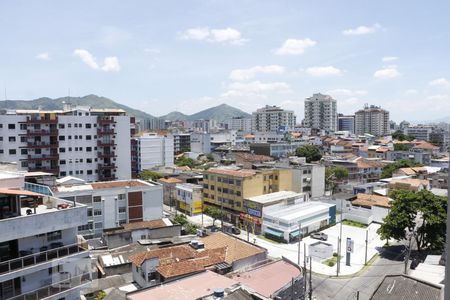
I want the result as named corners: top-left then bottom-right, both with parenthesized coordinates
top-left (190, 132), bottom-right (212, 154)
top-left (354, 104), bottom-right (390, 136)
top-left (171, 133), bottom-right (191, 154)
top-left (0, 189), bottom-right (91, 300)
top-left (338, 114), bottom-right (355, 133)
top-left (132, 133), bottom-right (174, 174)
top-left (404, 125), bottom-right (433, 141)
top-left (0, 106), bottom-right (133, 182)
top-left (304, 93), bottom-right (337, 132)
top-left (226, 117), bottom-right (252, 132)
top-left (175, 183), bottom-right (203, 215)
top-left (53, 179), bottom-right (163, 238)
top-left (202, 168), bottom-right (293, 225)
top-left (251, 105), bottom-right (296, 132)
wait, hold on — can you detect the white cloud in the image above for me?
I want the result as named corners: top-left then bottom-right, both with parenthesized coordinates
top-left (342, 23), bottom-right (382, 36)
top-left (73, 49), bottom-right (120, 72)
top-left (382, 56), bottom-right (398, 62)
top-left (180, 27), bottom-right (246, 44)
top-left (305, 66), bottom-right (342, 77)
top-left (144, 48), bottom-right (161, 54)
top-left (36, 52), bottom-right (50, 61)
top-left (229, 65), bottom-right (285, 81)
top-left (374, 65), bottom-right (400, 79)
top-left (427, 94), bottom-right (449, 101)
top-left (221, 81), bottom-right (291, 98)
top-left (405, 89), bottom-right (418, 95)
top-left (274, 38), bottom-right (316, 55)
top-left (326, 89), bottom-right (367, 97)
top-left (429, 78), bottom-right (450, 89)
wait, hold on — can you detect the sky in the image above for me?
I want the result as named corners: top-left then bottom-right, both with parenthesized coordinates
top-left (1, 1), bottom-right (450, 122)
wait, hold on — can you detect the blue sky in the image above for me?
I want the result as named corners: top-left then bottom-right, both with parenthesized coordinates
top-left (1, 1), bottom-right (450, 122)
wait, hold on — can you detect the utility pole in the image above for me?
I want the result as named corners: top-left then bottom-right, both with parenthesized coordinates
top-left (356, 291), bottom-right (360, 300)
top-left (221, 198), bottom-right (224, 232)
top-left (309, 258), bottom-right (312, 300)
top-left (304, 243), bottom-right (307, 294)
top-left (365, 229), bottom-right (368, 265)
top-left (297, 221), bottom-right (302, 265)
top-left (337, 198), bottom-right (343, 276)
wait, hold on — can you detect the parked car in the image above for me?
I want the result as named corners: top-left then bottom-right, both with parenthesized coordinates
top-left (310, 232), bottom-right (328, 241)
top-left (223, 224), bottom-right (241, 235)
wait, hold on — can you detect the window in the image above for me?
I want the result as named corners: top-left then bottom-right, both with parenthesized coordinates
top-left (68, 135), bottom-right (72, 140)
top-left (21, 161), bottom-right (27, 167)
top-left (20, 136), bottom-right (26, 142)
top-left (0, 124), bottom-right (2, 128)
top-left (58, 124), bottom-right (65, 129)
top-left (59, 136), bottom-right (65, 141)
top-left (210, 185), bottom-right (215, 190)
top-left (236, 191), bottom-right (241, 196)
top-left (93, 196), bottom-right (102, 202)
top-left (21, 149), bottom-right (27, 155)
top-left (79, 135), bottom-right (82, 139)
top-left (86, 124), bottom-right (92, 129)
top-left (79, 147), bottom-right (83, 151)
top-left (118, 194), bottom-right (126, 200)
top-left (87, 170), bottom-right (93, 175)
top-left (235, 180), bottom-right (241, 186)
top-left (86, 135), bottom-right (92, 140)
top-left (0, 137), bottom-right (2, 141)
top-left (94, 222), bottom-right (103, 229)
top-left (74, 123), bottom-right (78, 128)
top-left (8, 124), bottom-right (15, 129)
top-left (60, 160), bottom-right (66, 165)
top-left (60, 171), bottom-right (66, 176)
top-left (118, 207), bottom-right (126, 213)
top-left (78, 124), bottom-right (82, 128)
top-left (87, 158), bottom-right (92, 163)
top-left (20, 124), bottom-right (27, 130)
top-left (74, 135), bottom-right (78, 140)
top-left (68, 147), bottom-right (72, 151)
top-left (68, 124), bottom-right (72, 128)
top-left (222, 188), bottom-right (229, 194)
top-left (217, 177), bottom-right (222, 182)
top-left (47, 230), bottom-right (62, 241)
top-left (9, 149), bottom-right (16, 155)
top-left (8, 136), bottom-right (15, 142)
top-left (94, 209), bottom-right (102, 216)
top-left (59, 147), bottom-right (65, 153)
top-left (87, 208), bottom-right (93, 217)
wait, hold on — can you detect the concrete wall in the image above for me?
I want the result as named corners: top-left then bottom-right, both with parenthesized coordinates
top-left (115, 116), bottom-right (132, 180)
top-left (232, 251), bottom-right (267, 272)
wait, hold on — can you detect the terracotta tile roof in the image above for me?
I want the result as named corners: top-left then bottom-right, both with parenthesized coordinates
top-left (158, 177), bottom-right (183, 184)
top-left (91, 180), bottom-right (148, 189)
top-left (129, 245), bottom-right (196, 267)
top-left (201, 232), bottom-right (266, 264)
top-left (0, 188), bottom-right (42, 197)
top-left (356, 158), bottom-right (386, 169)
top-left (244, 134), bottom-right (255, 138)
top-left (376, 147), bottom-right (390, 153)
top-left (413, 141), bottom-right (439, 150)
top-left (352, 193), bottom-right (391, 208)
top-left (176, 166), bottom-right (192, 171)
top-left (389, 178), bottom-right (429, 191)
top-left (122, 219), bottom-right (168, 231)
top-left (207, 168), bottom-right (256, 178)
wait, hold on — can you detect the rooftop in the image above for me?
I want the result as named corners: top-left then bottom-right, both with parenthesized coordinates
top-left (127, 270), bottom-right (239, 300)
top-left (158, 177), bottom-right (183, 184)
top-left (370, 275), bottom-right (442, 300)
top-left (230, 259), bottom-right (301, 298)
top-left (122, 218), bottom-right (172, 231)
top-left (245, 191), bottom-right (304, 205)
top-left (263, 201), bottom-right (335, 222)
top-left (352, 193), bottom-right (391, 208)
top-left (54, 179), bottom-right (155, 192)
top-left (207, 168), bottom-right (256, 178)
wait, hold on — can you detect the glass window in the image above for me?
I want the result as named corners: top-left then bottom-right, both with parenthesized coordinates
top-left (47, 230), bottom-right (62, 241)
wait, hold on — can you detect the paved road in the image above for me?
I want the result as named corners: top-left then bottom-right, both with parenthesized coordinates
top-left (309, 246), bottom-right (406, 300)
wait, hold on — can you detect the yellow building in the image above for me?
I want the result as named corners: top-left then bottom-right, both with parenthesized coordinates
top-left (203, 168), bottom-right (293, 225)
top-left (175, 183), bottom-right (203, 215)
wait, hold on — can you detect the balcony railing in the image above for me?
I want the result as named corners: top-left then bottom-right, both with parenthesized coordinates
top-left (28, 167), bottom-right (60, 174)
top-left (21, 142), bottom-right (59, 149)
top-left (97, 128), bottom-right (115, 135)
top-left (8, 272), bottom-right (91, 300)
top-left (25, 154), bottom-right (59, 162)
top-left (22, 129), bottom-right (58, 136)
top-left (97, 151), bottom-right (116, 158)
top-left (20, 118), bottom-right (58, 124)
top-left (0, 242), bottom-right (88, 275)
top-left (98, 117), bottom-right (115, 124)
top-left (97, 140), bottom-right (115, 147)
top-left (98, 164), bottom-right (116, 170)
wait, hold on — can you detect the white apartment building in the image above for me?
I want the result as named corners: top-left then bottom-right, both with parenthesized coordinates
top-left (251, 105), bottom-right (296, 132)
top-left (226, 117), bottom-right (252, 132)
top-left (0, 188), bottom-right (91, 300)
top-left (403, 125), bottom-right (433, 141)
top-left (53, 179), bottom-right (163, 239)
top-left (191, 119), bottom-right (217, 133)
top-left (133, 133), bottom-right (174, 172)
top-left (354, 105), bottom-right (390, 136)
top-left (0, 106), bottom-right (133, 182)
top-left (175, 183), bottom-right (203, 216)
top-left (190, 132), bottom-right (212, 155)
top-left (304, 93), bottom-right (337, 132)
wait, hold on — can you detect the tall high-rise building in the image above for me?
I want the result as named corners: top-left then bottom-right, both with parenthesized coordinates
top-left (0, 106), bottom-right (133, 182)
top-left (304, 93), bottom-right (337, 132)
top-left (354, 104), bottom-right (390, 136)
top-left (251, 105), bottom-right (296, 132)
top-left (338, 114), bottom-right (355, 133)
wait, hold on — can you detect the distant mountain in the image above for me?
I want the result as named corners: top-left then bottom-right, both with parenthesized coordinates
top-left (159, 104), bottom-right (251, 123)
top-left (0, 94), bottom-right (155, 120)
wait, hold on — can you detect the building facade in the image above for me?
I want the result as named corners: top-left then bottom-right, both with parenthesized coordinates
top-left (171, 133), bottom-right (191, 154)
top-left (338, 114), bottom-right (355, 133)
top-left (0, 189), bottom-right (91, 299)
top-left (54, 179), bottom-right (163, 238)
top-left (133, 133), bottom-right (174, 172)
top-left (251, 105), bottom-right (296, 132)
top-left (304, 93), bottom-right (337, 132)
top-left (404, 125), bottom-right (433, 141)
top-left (0, 106), bottom-right (133, 182)
top-left (190, 132), bottom-right (212, 154)
top-left (175, 183), bottom-right (203, 215)
top-left (226, 117), bottom-right (252, 132)
top-left (354, 105), bottom-right (390, 136)
top-left (202, 168), bottom-right (293, 226)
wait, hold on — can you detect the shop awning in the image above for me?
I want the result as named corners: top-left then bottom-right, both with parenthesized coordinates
top-left (290, 230), bottom-right (301, 237)
top-left (264, 227), bottom-right (284, 237)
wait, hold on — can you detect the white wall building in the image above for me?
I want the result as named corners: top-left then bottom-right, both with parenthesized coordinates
top-left (0, 106), bottom-right (133, 182)
top-left (403, 125), bottom-right (433, 141)
top-left (0, 189), bottom-right (91, 300)
top-left (226, 117), bottom-right (252, 132)
top-left (252, 105), bottom-right (296, 132)
top-left (304, 93), bottom-right (337, 132)
top-left (53, 179), bottom-right (163, 238)
top-left (354, 105), bottom-right (390, 136)
top-left (134, 133), bottom-right (174, 171)
top-left (190, 132), bottom-right (212, 155)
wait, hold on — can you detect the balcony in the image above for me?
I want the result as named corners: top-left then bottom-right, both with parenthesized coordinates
top-left (8, 272), bottom-right (91, 300)
top-left (0, 242), bottom-right (88, 277)
top-left (98, 117), bottom-right (115, 124)
top-left (21, 129), bottom-right (58, 136)
top-left (98, 164), bottom-right (116, 170)
top-left (97, 151), bottom-right (116, 158)
top-left (98, 174), bottom-right (117, 181)
top-left (97, 140), bottom-right (116, 147)
top-left (28, 167), bottom-right (60, 174)
top-left (24, 154), bottom-right (59, 162)
top-left (20, 117), bottom-right (58, 124)
top-left (97, 128), bottom-right (115, 135)
top-left (21, 142), bottom-right (59, 149)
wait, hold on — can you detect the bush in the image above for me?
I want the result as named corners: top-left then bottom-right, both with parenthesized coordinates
top-left (333, 252), bottom-right (338, 257)
top-left (327, 261), bottom-right (335, 267)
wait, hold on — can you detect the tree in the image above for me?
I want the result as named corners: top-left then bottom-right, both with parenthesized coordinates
top-left (381, 159), bottom-right (423, 178)
top-left (203, 206), bottom-right (223, 227)
top-left (139, 170), bottom-right (163, 181)
top-left (206, 153), bottom-right (215, 162)
top-left (394, 143), bottom-right (411, 151)
top-left (175, 156), bottom-right (197, 168)
top-left (325, 166), bottom-right (349, 193)
top-left (173, 214), bottom-right (188, 226)
top-left (392, 130), bottom-right (415, 142)
top-left (295, 145), bottom-right (322, 163)
top-left (377, 190), bottom-right (447, 251)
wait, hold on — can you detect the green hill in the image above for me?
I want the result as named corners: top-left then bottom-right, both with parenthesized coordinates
top-left (160, 104), bottom-right (250, 123)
